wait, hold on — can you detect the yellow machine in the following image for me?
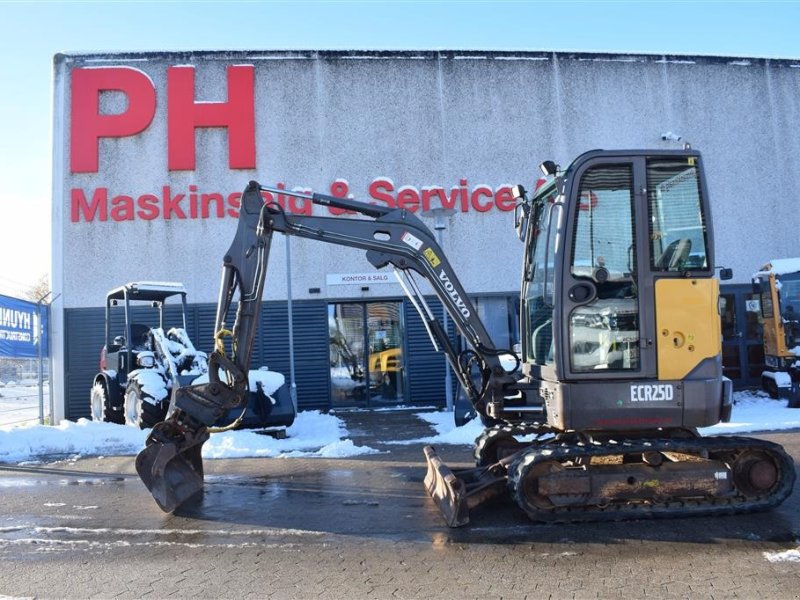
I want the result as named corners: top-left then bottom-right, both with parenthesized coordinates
top-left (752, 259), bottom-right (800, 402)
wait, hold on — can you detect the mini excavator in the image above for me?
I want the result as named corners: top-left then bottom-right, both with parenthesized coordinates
top-left (136, 149), bottom-right (795, 525)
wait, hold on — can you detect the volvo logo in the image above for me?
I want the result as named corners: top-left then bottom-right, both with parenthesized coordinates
top-left (438, 271), bottom-right (470, 318)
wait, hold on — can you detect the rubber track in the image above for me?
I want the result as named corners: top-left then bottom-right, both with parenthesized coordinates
top-left (507, 435), bottom-right (797, 523)
top-left (473, 423), bottom-right (555, 466)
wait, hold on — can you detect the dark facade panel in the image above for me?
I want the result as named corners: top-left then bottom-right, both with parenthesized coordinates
top-left (282, 301), bottom-right (331, 411)
top-left (65, 307), bottom-right (105, 420)
top-left (66, 296), bottom-right (462, 419)
top-left (65, 300), bottom-right (333, 420)
top-left (404, 298), bottom-right (448, 406)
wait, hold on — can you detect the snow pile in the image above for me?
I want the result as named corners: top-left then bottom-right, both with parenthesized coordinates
top-left (0, 419), bottom-right (145, 463)
top-left (757, 257), bottom-right (800, 277)
top-left (0, 410), bottom-right (377, 464)
top-left (203, 411), bottom-right (378, 458)
top-left (0, 390), bottom-right (797, 464)
top-left (764, 545), bottom-right (800, 563)
top-left (129, 368), bottom-right (169, 402)
top-left (192, 367), bottom-right (285, 396)
top-left (389, 410), bottom-right (484, 446)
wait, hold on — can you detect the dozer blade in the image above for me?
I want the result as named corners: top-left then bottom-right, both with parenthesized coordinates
top-left (423, 445), bottom-right (509, 527)
top-left (135, 422), bottom-right (210, 513)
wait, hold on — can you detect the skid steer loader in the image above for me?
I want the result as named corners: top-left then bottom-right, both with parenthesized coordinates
top-left (135, 149), bottom-right (795, 525)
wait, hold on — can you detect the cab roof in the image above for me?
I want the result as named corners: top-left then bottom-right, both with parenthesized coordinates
top-left (756, 258), bottom-right (800, 278)
top-left (106, 281), bottom-right (187, 302)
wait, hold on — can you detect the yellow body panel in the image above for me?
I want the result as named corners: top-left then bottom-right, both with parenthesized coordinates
top-left (655, 278), bottom-right (721, 380)
top-left (762, 273), bottom-right (796, 359)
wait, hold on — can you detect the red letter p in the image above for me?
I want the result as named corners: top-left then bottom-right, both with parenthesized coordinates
top-left (70, 67), bottom-right (156, 173)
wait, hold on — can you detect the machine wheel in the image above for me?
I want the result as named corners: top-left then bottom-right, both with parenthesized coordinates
top-left (732, 450), bottom-right (780, 498)
top-left (474, 426), bottom-right (524, 467)
top-left (762, 375), bottom-right (780, 400)
top-left (90, 381), bottom-right (123, 424)
top-left (507, 453), bottom-right (564, 519)
top-left (124, 379), bottom-right (167, 429)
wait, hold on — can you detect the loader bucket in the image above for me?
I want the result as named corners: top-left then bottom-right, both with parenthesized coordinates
top-left (135, 429), bottom-right (208, 513)
top-left (423, 445), bottom-right (509, 527)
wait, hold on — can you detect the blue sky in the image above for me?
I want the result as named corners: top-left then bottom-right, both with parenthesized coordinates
top-left (0, 0), bottom-right (798, 297)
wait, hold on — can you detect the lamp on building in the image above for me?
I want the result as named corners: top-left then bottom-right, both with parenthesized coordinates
top-left (422, 201), bottom-right (457, 412)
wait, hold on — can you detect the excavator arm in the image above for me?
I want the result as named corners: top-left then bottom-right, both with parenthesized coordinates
top-left (136, 180), bottom-right (519, 513)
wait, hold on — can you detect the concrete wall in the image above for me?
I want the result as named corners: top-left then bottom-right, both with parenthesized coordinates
top-left (51, 49), bottom-right (800, 419)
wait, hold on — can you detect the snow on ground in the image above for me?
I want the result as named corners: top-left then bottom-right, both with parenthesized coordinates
top-left (0, 389), bottom-right (798, 464)
top-left (395, 389), bottom-right (800, 447)
top-left (702, 390), bottom-right (800, 435)
top-left (202, 410), bottom-right (379, 459)
top-left (764, 546), bottom-right (800, 563)
top-left (0, 410), bottom-right (378, 464)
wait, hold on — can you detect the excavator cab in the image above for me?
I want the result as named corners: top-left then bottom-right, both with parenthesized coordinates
top-left (516, 150), bottom-right (731, 431)
top-left (425, 150), bottom-right (791, 525)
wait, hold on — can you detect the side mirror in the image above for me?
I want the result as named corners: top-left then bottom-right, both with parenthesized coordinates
top-left (512, 185), bottom-right (529, 242)
top-left (113, 335), bottom-right (126, 347)
top-left (719, 267), bottom-right (733, 281)
top-left (752, 279), bottom-right (763, 294)
top-left (514, 203), bottom-right (530, 241)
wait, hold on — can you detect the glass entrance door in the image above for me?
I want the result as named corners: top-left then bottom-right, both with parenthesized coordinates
top-left (366, 301), bottom-right (405, 405)
top-left (328, 301), bottom-right (405, 408)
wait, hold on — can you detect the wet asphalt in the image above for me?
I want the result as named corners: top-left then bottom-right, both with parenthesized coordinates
top-left (1, 409), bottom-right (799, 599)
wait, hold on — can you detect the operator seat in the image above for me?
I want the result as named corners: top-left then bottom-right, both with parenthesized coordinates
top-left (129, 324), bottom-right (151, 350)
top-left (656, 238), bottom-right (692, 271)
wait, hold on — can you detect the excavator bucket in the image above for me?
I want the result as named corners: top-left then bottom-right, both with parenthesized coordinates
top-left (423, 445), bottom-right (509, 527)
top-left (135, 424), bottom-right (209, 513)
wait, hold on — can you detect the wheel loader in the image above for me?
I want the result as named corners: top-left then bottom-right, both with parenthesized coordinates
top-left (90, 281), bottom-right (296, 431)
top-left (135, 148), bottom-right (795, 525)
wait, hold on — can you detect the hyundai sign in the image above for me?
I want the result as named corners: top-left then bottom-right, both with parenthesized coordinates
top-left (0, 294), bottom-right (48, 359)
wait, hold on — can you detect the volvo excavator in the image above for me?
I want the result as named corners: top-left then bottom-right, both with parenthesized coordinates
top-left (136, 149), bottom-right (796, 526)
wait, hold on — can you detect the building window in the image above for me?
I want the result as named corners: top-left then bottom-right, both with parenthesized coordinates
top-left (328, 301), bottom-right (405, 407)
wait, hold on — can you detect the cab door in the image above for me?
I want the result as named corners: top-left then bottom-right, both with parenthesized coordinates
top-left (560, 157), bottom-right (657, 380)
top-left (560, 153), bottom-right (716, 385)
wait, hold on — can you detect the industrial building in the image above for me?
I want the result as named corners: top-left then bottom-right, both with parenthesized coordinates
top-left (51, 50), bottom-right (800, 420)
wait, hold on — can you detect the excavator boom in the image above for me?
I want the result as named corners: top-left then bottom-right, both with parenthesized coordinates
top-left (136, 181), bottom-right (519, 512)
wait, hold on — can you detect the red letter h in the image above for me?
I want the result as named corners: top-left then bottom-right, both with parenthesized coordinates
top-left (167, 65), bottom-right (255, 171)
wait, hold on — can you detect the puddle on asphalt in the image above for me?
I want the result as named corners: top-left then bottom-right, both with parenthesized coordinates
top-left (0, 478), bottom-right (41, 488)
top-left (0, 476), bottom-right (125, 488)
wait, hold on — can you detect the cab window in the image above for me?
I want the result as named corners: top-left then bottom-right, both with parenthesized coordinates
top-left (646, 160), bottom-right (709, 272)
